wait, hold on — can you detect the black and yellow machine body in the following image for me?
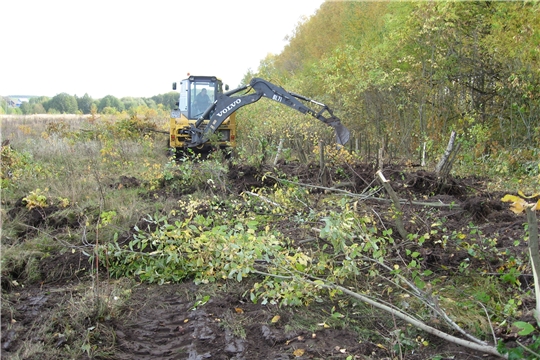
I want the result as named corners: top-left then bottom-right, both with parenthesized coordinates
top-left (170, 75), bottom-right (236, 153)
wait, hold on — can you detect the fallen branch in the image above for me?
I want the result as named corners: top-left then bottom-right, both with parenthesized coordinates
top-left (358, 254), bottom-right (489, 345)
top-left (309, 279), bottom-right (506, 358)
top-left (251, 269), bottom-right (505, 358)
top-left (267, 175), bottom-right (461, 209)
top-left (517, 340), bottom-right (540, 358)
top-left (301, 231), bottom-right (491, 346)
top-left (244, 191), bottom-right (281, 207)
top-left (143, 128), bottom-right (169, 134)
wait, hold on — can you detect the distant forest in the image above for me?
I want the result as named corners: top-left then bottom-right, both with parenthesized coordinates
top-left (1, 92), bottom-right (178, 116)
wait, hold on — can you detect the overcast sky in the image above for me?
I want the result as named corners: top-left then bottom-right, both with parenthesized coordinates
top-left (1, 0), bottom-right (325, 99)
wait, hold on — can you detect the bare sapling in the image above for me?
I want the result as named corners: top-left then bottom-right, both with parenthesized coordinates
top-left (435, 130), bottom-right (458, 178)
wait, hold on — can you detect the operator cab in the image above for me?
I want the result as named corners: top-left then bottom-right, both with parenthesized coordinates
top-left (173, 75), bottom-right (224, 120)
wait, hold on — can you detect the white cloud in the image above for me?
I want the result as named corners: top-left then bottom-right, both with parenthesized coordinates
top-left (1, 0), bottom-right (324, 99)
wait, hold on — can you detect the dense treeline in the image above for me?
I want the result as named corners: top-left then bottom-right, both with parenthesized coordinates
top-left (239, 0), bottom-right (540, 173)
top-left (0, 92), bottom-right (179, 115)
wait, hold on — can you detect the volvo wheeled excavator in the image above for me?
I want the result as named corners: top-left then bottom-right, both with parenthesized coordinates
top-left (169, 75), bottom-right (350, 153)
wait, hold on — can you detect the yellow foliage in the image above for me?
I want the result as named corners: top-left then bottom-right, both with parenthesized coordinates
top-left (518, 190), bottom-right (540, 199)
top-left (501, 194), bottom-right (539, 213)
top-left (317, 144), bottom-right (357, 165)
top-left (23, 188), bottom-right (49, 209)
top-left (57, 197), bottom-right (70, 208)
top-left (17, 125), bottom-right (33, 135)
top-left (1, 144), bottom-right (33, 184)
top-left (292, 348), bottom-right (305, 357)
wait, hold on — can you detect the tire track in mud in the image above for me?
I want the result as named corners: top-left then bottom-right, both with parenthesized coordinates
top-left (111, 284), bottom-right (384, 360)
top-left (114, 294), bottom-right (226, 360)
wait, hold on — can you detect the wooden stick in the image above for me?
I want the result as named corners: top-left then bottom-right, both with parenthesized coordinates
top-left (376, 170), bottom-right (408, 239)
top-left (526, 206), bottom-right (540, 326)
top-left (273, 138), bottom-right (284, 166)
top-left (319, 140), bottom-right (328, 186)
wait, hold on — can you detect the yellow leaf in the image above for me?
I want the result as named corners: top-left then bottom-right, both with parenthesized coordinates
top-left (502, 194), bottom-right (531, 214)
top-left (235, 307), bottom-right (244, 314)
top-left (501, 194), bottom-right (521, 203)
top-left (518, 190), bottom-right (540, 199)
top-left (376, 343), bottom-right (387, 350)
top-left (293, 348), bottom-right (305, 357)
top-left (271, 315), bottom-right (280, 323)
top-left (510, 200), bottom-right (526, 214)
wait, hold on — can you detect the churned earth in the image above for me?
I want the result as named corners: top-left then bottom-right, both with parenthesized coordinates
top-left (1, 161), bottom-right (534, 359)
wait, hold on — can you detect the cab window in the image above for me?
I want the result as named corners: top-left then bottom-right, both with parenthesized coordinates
top-left (190, 81), bottom-right (216, 118)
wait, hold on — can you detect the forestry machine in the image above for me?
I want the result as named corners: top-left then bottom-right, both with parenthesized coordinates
top-left (169, 75), bottom-right (350, 153)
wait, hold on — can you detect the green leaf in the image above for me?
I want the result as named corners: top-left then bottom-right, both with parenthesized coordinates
top-left (414, 277), bottom-right (425, 290)
top-left (513, 321), bottom-right (535, 336)
top-left (331, 311), bottom-right (344, 319)
top-left (247, 220), bottom-right (259, 229)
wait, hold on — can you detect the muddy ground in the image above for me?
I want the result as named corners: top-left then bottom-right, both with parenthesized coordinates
top-left (1, 161), bottom-right (535, 359)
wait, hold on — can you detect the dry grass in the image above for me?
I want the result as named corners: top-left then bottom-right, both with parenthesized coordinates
top-left (1, 113), bottom-right (170, 272)
top-left (1, 114), bottom-right (169, 358)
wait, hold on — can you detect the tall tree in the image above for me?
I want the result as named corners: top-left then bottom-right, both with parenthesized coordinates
top-left (121, 97), bottom-right (146, 111)
top-left (98, 95), bottom-right (124, 113)
top-left (47, 93), bottom-right (78, 114)
top-left (76, 93), bottom-right (94, 114)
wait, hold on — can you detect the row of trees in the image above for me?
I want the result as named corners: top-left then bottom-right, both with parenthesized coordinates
top-left (240, 1), bottom-right (540, 161)
top-left (1, 92), bottom-right (178, 115)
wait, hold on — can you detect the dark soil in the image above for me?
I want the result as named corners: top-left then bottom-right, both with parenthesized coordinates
top-left (2, 161), bottom-right (535, 359)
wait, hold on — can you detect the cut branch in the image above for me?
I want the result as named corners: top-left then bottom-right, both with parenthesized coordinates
top-left (244, 191), bottom-right (281, 207)
top-left (307, 279), bottom-right (506, 359)
top-left (376, 170), bottom-right (408, 239)
top-left (266, 175), bottom-right (461, 209)
top-left (251, 269), bottom-right (506, 358)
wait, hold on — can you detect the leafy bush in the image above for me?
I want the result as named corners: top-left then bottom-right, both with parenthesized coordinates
top-left (102, 210), bottom-right (283, 285)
